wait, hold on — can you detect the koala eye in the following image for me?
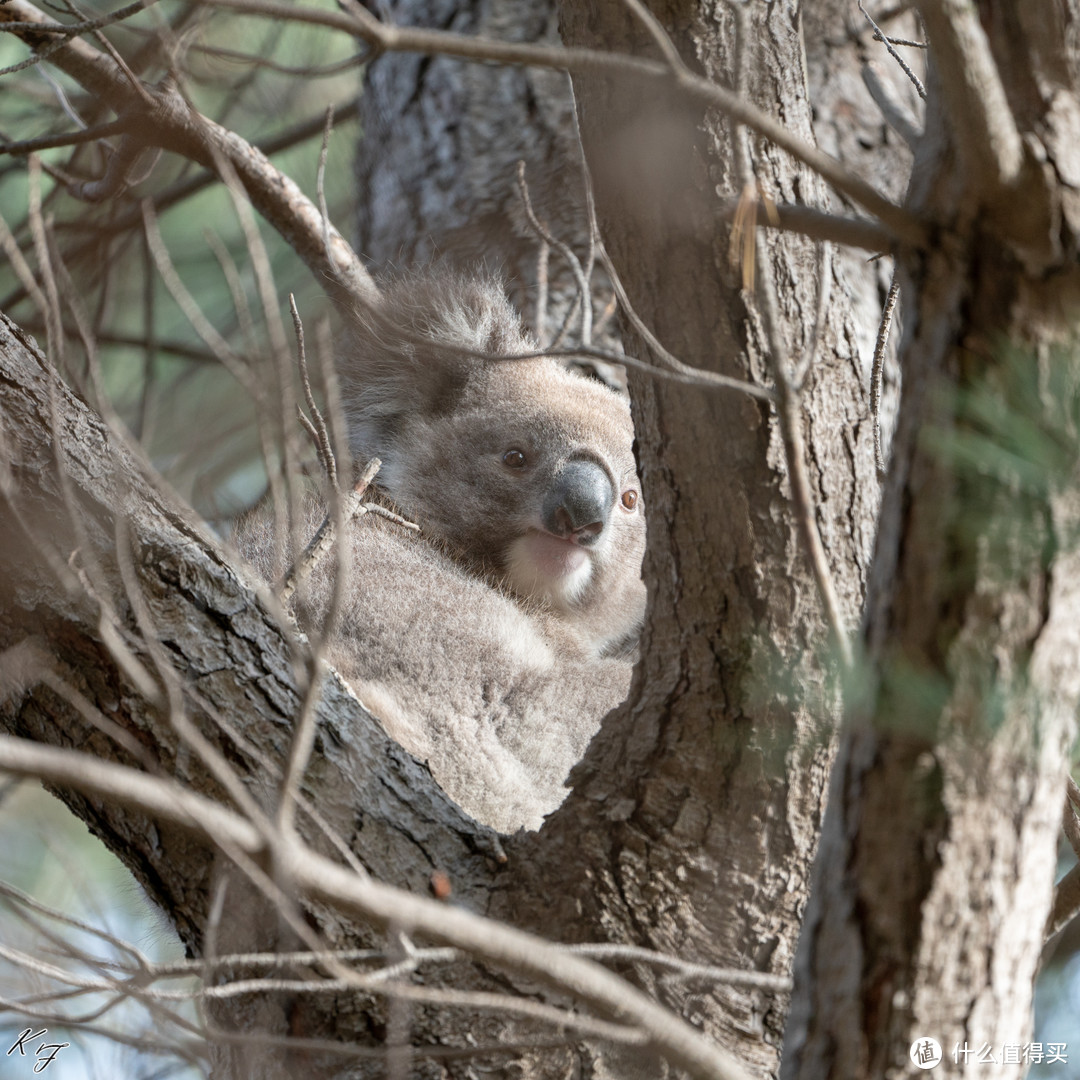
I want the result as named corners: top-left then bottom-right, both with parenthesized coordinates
top-left (503, 448), bottom-right (527, 469)
top-left (620, 489), bottom-right (639, 511)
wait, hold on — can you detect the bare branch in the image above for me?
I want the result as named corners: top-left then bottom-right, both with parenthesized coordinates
top-left (859, 3), bottom-right (926, 100)
top-left (279, 457), bottom-right (382, 604)
top-left (0, 735), bottom-right (263, 855)
top-left (0, 0), bottom-right (380, 307)
top-left (194, 0), bottom-right (927, 246)
top-left (719, 198), bottom-right (891, 253)
top-left (140, 200), bottom-right (253, 393)
top-left (565, 943), bottom-right (791, 991)
top-left (516, 161), bottom-right (591, 347)
top-left (0, 0), bottom-right (163, 39)
top-left (0, 735), bottom-right (754, 1080)
top-left (589, 246), bottom-right (774, 401)
top-left (916, 0), bottom-right (1024, 194)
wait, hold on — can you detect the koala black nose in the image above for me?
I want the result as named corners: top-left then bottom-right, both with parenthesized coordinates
top-left (543, 460), bottom-right (613, 544)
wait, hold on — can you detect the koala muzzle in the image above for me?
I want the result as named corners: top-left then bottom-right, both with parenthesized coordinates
top-left (543, 460), bottom-right (613, 545)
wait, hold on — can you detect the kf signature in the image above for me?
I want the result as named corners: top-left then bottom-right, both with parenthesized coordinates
top-left (6, 1028), bottom-right (69, 1073)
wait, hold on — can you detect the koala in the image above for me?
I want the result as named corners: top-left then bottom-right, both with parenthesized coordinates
top-left (236, 273), bottom-right (646, 832)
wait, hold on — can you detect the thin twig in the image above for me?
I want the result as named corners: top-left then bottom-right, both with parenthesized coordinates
top-left (858, 2), bottom-right (926, 100)
top-left (496, 338), bottom-right (774, 402)
top-left (594, 245), bottom-right (773, 401)
top-left (718, 197), bottom-right (890, 253)
top-left (0, 880), bottom-right (151, 972)
top-left (725, 0), bottom-right (853, 670)
top-left (534, 239), bottom-right (550, 344)
top-left (113, 518), bottom-right (275, 841)
top-left (516, 161), bottom-right (591, 347)
top-left (564, 943), bottom-right (791, 991)
top-left (0, 0), bottom-right (162, 38)
top-left (26, 156), bottom-right (63, 367)
top-left (0, 735), bottom-right (756, 1080)
top-left (279, 457), bottom-right (382, 605)
top-left (873, 32), bottom-right (927, 48)
top-left (274, 468), bottom-right (382, 840)
top-left (290, 294), bottom-right (336, 486)
top-left (140, 200), bottom-right (253, 392)
top-left (0, 118), bottom-right (133, 156)
top-left (316, 105), bottom-right (338, 291)
top-left (185, 0), bottom-right (927, 245)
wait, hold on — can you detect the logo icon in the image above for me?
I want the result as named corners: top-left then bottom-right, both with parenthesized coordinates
top-left (910, 1037), bottom-right (943, 1070)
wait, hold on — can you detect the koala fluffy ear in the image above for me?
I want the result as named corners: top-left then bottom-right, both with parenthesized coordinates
top-left (340, 273), bottom-right (535, 459)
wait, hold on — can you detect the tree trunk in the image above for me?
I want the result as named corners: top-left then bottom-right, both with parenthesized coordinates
top-left (0, 313), bottom-right (506, 1077)
top-left (782, 5), bottom-right (1080, 1077)
top-left (353, 0), bottom-right (599, 343)
top-left (355, 0), bottom-right (885, 1072)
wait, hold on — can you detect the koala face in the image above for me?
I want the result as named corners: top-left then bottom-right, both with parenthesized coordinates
top-left (342, 274), bottom-right (647, 657)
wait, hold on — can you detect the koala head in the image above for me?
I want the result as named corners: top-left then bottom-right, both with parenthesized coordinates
top-left (341, 273), bottom-right (647, 657)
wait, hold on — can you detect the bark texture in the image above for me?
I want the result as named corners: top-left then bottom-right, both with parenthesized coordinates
top-left (525, 0), bottom-right (876, 1074)
top-left (354, 0), bottom-right (602, 345)
top-left (6, 0), bottom-right (1073, 1079)
top-left (0, 314), bottom-right (509, 1077)
top-left (782, 4), bottom-right (1080, 1077)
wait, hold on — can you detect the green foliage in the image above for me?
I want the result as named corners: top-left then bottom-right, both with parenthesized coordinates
top-left (0, 0), bottom-right (362, 520)
top-left (936, 342), bottom-right (1080, 573)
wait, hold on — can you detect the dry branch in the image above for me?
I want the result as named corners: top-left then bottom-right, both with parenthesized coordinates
top-left (0, 0), bottom-right (379, 308)
top-left (196, 0), bottom-right (926, 245)
top-left (916, 0), bottom-right (1023, 195)
top-left (0, 734), bottom-right (755, 1080)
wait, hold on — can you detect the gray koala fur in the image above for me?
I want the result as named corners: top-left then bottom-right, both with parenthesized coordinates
top-left (235, 273), bottom-right (646, 832)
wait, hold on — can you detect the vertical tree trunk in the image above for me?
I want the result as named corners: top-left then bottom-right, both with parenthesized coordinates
top-left (783, 5), bottom-right (1080, 1077)
top-left (354, 0), bottom-right (596, 338)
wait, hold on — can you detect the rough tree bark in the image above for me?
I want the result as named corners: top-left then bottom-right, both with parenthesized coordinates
top-left (361, 0), bottom-right (886, 1073)
top-left (0, 0), bottom-right (877, 1076)
top-left (782, 4), bottom-right (1080, 1079)
top-left (356, 0), bottom-right (886, 1074)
